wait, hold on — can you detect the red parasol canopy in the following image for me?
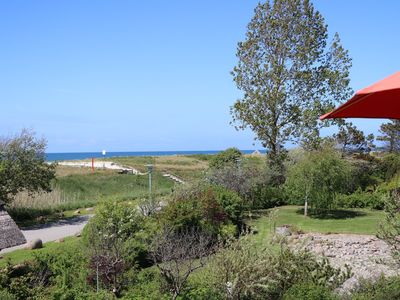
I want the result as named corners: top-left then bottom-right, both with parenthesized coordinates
top-left (320, 71), bottom-right (400, 120)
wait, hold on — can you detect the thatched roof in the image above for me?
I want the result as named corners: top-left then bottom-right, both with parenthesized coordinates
top-left (251, 150), bottom-right (263, 156)
top-left (0, 201), bottom-right (26, 250)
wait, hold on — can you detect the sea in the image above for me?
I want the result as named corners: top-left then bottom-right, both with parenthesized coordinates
top-left (45, 150), bottom-right (266, 162)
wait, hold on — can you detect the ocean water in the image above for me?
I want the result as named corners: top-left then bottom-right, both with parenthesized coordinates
top-left (45, 150), bottom-right (266, 162)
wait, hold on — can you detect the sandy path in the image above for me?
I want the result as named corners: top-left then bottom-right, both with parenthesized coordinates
top-left (58, 161), bottom-right (141, 174)
top-left (0, 215), bottom-right (91, 254)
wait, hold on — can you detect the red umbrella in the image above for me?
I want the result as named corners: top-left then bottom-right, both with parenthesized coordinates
top-left (320, 71), bottom-right (400, 120)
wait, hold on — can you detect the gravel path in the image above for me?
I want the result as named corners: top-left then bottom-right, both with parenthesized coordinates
top-left (0, 215), bottom-right (91, 254)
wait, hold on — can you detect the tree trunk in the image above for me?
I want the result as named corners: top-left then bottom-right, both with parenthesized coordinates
top-left (304, 197), bottom-right (308, 217)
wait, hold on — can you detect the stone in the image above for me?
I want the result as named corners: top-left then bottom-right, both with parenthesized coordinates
top-left (74, 209), bottom-right (81, 214)
top-left (275, 225), bottom-right (292, 236)
top-left (56, 238), bottom-right (65, 243)
top-left (26, 239), bottom-right (43, 250)
top-left (85, 207), bottom-right (94, 212)
top-left (75, 231), bottom-right (82, 237)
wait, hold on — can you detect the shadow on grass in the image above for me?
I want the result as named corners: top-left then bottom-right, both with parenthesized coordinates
top-left (295, 208), bottom-right (367, 219)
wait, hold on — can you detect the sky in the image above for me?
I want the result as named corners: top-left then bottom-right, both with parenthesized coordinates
top-left (0, 0), bottom-right (399, 153)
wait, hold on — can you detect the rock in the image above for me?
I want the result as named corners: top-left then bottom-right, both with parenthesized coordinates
top-left (85, 207), bottom-right (94, 212)
top-left (56, 238), bottom-right (65, 243)
top-left (74, 209), bottom-right (81, 214)
top-left (26, 239), bottom-right (43, 250)
top-left (75, 231), bottom-right (82, 237)
top-left (275, 225), bottom-right (292, 236)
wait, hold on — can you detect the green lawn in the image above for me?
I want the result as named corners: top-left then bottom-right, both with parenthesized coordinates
top-left (0, 236), bottom-right (81, 268)
top-left (249, 206), bottom-right (384, 245)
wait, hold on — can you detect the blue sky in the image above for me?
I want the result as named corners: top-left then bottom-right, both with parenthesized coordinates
top-left (0, 1), bottom-right (399, 152)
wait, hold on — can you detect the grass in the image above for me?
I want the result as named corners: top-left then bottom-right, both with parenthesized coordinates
top-left (0, 236), bottom-right (81, 268)
top-left (248, 206), bottom-right (384, 245)
top-left (9, 167), bottom-right (175, 226)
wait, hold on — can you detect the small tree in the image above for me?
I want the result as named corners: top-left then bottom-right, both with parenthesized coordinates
top-left (285, 147), bottom-right (352, 216)
top-left (83, 202), bottom-right (146, 295)
top-left (150, 227), bottom-right (216, 300)
top-left (377, 120), bottom-right (400, 153)
top-left (0, 129), bottom-right (56, 204)
top-left (334, 122), bottom-right (375, 154)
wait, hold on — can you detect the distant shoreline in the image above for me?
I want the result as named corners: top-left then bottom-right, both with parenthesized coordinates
top-left (46, 150), bottom-right (266, 162)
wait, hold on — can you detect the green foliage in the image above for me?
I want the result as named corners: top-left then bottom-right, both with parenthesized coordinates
top-left (0, 241), bottom-right (90, 299)
top-left (377, 120), bottom-right (400, 153)
top-left (378, 191), bottom-right (400, 262)
top-left (350, 276), bottom-right (400, 300)
top-left (334, 190), bottom-right (384, 210)
top-left (56, 171), bottom-right (173, 206)
top-left (0, 129), bottom-right (56, 204)
top-left (0, 289), bottom-right (16, 300)
top-left (209, 148), bottom-right (242, 170)
top-left (334, 122), bottom-right (375, 154)
top-left (285, 148), bottom-right (352, 211)
top-left (122, 268), bottom-right (169, 300)
top-left (231, 0), bottom-right (352, 170)
top-left (379, 153), bottom-right (400, 181)
top-left (83, 201), bottom-right (150, 292)
top-left (283, 282), bottom-right (338, 300)
top-left (162, 184), bottom-right (244, 235)
top-left (213, 186), bottom-right (244, 224)
top-left (251, 185), bottom-right (287, 209)
top-left (212, 236), bottom-right (350, 299)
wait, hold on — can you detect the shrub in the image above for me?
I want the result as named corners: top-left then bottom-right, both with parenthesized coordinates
top-left (283, 282), bottom-right (338, 300)
top-left (379, 153), bottom-right (400, 181)
top-left (0, 289), bottom-right (16, 300)
top-left (83, 201), bottom-right (149, 294)
top-left (334, 190), bottom-right (384, 210)
top-left (212, 236), bottom-right (351, 299)
top-left (378, 191), bottom-right (400, 262)
top-left (162, 184), bottom-right (244, 235)
top-left (250, 185), bottom-right (287, 209)
top-left (123, 268), bottom-right (169, 300)
top-left (350, 276), bottom-right (400, 300)
top-left (209, 148), bottom-right (242, 170)
top-left (208, 158), bottom-right (284, 209)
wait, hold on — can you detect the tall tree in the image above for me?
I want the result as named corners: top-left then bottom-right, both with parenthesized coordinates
top-left (231, 0), bottom-right (352, 177)
top-left (377, 120), bottom-right (400, 153)
top-left (0, 129), bottom-right (56, 204)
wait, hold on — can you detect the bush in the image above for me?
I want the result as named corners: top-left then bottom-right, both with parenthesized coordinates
top-left (212, 236), bottom-right (351, 299)
top-left (0, 289), bottom-right (16, 300)
top-left (350, 276), bottom-right (400, 300)
top-left (250, 185), bottom-right (287, 209)
top-left (123, 268), bottom-right (169, 300)
top-left (83, 201), bottom-right (150, 293)
top-left (208, 158), bottom-right (284, 210)
top-left (334, 190), bottom-right (384, 210)
top-left (209, 148), bottom-right (242, 170)
top-left (379, 153), bottom-right (400, 181)
top-left (162, 184), bottom-right (244, 235)
top-left (283, 282), bottom-right (338, 300)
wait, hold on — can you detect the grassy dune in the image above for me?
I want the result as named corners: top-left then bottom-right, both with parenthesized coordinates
top-left (9, 165), bottom-right (175, 226)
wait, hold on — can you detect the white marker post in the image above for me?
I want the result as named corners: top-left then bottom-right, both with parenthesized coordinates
top-left (102, 150), bottom-right (106, 168)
